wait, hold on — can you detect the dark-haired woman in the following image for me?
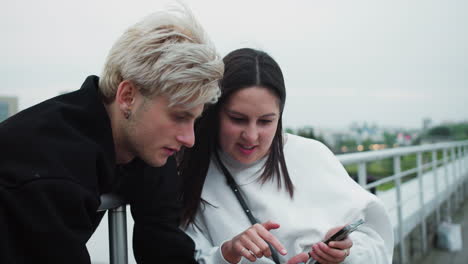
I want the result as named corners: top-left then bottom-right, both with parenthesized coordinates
top-left (179, 48), bottom-right (393, 264)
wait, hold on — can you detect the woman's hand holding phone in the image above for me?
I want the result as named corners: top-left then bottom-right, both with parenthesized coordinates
top-left (306, 225), bottom-right (353, 264)
top-left (286, 226), bottom-right (352, 264)
top-left (286, 219), bottom-right (364, 264)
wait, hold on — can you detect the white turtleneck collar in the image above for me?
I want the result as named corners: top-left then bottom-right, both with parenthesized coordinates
top-left (215, 148), bottom-right (268, 185)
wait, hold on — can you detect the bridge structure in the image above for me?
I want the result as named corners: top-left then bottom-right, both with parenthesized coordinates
top-left (93, 140), bottom-right (468, 264)
top-left (338, 140), bottom-right (468, 263)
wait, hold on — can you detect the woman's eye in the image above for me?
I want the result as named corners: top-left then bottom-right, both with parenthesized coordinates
top-left (230, 116), bottom-right (245, 123)
top-left (260, 119), bottom-right (273, 124)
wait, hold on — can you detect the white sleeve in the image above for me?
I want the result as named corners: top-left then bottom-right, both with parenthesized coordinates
top-left (310, 137), bottom-right (394, 263)
top-left (185, 219), bottom-right (277, 264)
top-left (345, 201), bottom-right (394, 264)
top-left (185, 221), bottom-right (232, 264)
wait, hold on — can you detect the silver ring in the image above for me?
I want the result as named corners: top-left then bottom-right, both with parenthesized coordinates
top-left (240, 248), bottom-right (257, 258)
top-left (248, 249), bottom-right (257, 258)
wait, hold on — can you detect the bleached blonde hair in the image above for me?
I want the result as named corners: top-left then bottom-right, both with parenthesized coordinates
top-left (99, 5), bottom-right (223, 108)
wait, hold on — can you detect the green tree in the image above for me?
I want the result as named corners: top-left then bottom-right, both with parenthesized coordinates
top-left (451, 123), bottom-right (468, 140)
top-left (428, 126), bottom-right (451, 137)
top-left (296, 126), bottom-right (316, 139)
top-left (284, 127), bottom-right (294, 134)
top-left (383, 132), bottom-right (396, 147)
top-left (362, 138), bottom-right (373, 151)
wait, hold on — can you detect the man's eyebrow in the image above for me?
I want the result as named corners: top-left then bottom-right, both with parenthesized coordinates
top-left (178, 110), bottom-right (202, 119)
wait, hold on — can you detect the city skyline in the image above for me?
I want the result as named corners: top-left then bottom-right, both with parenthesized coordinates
top-left (1, 0), bottom-right (467, 130)
top-left (0, 96), bottom-right (18, 122)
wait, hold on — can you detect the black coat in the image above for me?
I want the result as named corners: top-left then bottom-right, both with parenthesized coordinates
top-left (0, 76), bottom-right (197, 264)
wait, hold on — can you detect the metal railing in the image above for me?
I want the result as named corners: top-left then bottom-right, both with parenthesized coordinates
top-left (336, 140), bottom-right (468, 264)
top-left (98, 193), bottom-right (128, 264)
top-left (97, 140), bottom-right (468, 264)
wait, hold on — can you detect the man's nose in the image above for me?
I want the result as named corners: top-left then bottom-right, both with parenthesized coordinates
top-left (176, 127), bottom-right (196, 148)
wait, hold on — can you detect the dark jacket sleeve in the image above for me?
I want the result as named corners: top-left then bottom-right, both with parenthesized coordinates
top-left (0, 179), bottom-right (100, 264)
top-left (119, 157), bottom-right (197, 264)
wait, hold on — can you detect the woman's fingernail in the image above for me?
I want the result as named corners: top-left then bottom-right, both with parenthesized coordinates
top-left (280, 248), bottom-right (287, 254)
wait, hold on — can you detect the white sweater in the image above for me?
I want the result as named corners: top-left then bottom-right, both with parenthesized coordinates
top-left (185, 134), bottom-right (394, 264)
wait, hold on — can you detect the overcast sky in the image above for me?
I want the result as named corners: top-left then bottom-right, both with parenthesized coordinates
top-left (1, 0), bottom-right (467, 130)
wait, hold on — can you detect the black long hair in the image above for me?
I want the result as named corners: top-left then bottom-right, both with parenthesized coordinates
top-left (178, 48), bottom-right (293, 226)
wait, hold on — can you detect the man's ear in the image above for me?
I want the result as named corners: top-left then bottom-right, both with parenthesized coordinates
top-left (115, 80), bottom-right (137, 112)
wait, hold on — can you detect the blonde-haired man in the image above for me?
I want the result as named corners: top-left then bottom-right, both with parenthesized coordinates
top-left (0, 6), bottom-right (223, 264)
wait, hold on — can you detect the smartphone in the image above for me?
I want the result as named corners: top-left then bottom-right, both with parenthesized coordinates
top-left (306, 219), bottom-right (365, 264)
top-left (323, 218), bottom-right (365, 244)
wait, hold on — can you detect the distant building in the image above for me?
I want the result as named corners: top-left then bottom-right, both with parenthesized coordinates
top-left (0, 96), bottom-right (19, 122)
top-left (422, 117), bottom-right (432, 131)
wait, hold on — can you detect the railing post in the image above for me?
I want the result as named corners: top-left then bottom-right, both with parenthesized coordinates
top-left (431, 150), bottom-right (440, 224)
top-left (443, 149), bottom-right (451, 222)
top-left (456, 147), bottom-right (461, 205)
top-left (416, 152), bottom-right (427, 253)
top-left (464, 146), bottom-right (467, 173)
top-left (462, 147), bottom-right (466, 193)
top-left (394, 155), bottom-right (406, 264)
top-left (458, 146), bottom-right (464, 201)
top-left (357, 162), bottom-right (367, 188)
top-left (451, 148), bottom-right (459, 209)
top-left (465, 146), bottom-right (468, 176)
top-left (463, 146), bottom-right (468, 174)
top-left (464, 146), bottom-right (467, 198)
top-left (461, 146), bottom-right (468, 199)
top-left (465, 146), bottom-right (468, 197)
top-left (109, 205), bottom-right (128, 264)
top-left (465, 145), bottom-right (468, 172)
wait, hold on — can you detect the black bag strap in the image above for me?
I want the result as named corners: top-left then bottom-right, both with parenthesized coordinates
top-left (214, 151), bottom-right (281, 264)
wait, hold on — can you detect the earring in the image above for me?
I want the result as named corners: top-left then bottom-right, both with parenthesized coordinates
top-left (124, 110), bottom-right (131, 119)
